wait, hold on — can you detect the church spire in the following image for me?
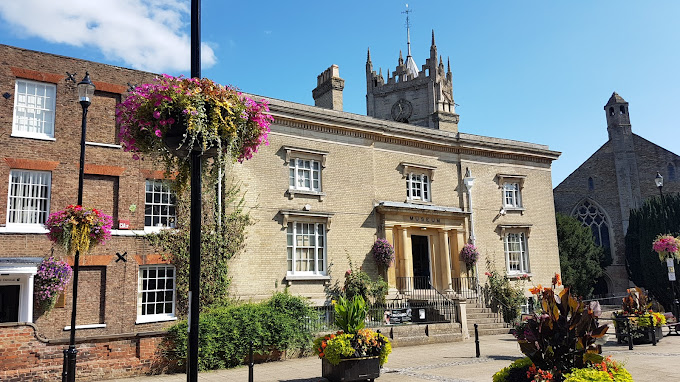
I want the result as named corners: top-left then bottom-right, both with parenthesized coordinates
top-left (367, 47), bottom-right (371, 63)
top-left (402, 4), bottom-right (419, 78)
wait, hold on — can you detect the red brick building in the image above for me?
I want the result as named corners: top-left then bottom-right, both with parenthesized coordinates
top-left (0, 44), bottom-right (178, 380)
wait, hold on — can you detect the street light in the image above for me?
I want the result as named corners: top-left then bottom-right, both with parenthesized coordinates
top-left (655, 171), bottom-right (663, 198)
top-left (463, 168), bottom-right (480, 306)
top-left (655, 171), bottom-right (679, 321)
top-left (62, 72), bottom-right (95, 382)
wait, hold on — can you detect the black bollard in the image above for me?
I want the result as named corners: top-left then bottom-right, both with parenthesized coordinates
top-left (626, 319), bottom-right (633, 351)
top-left (651, 326), bottom-right (657, 346)
top-left (474, 323), bottom-right (480, 358)
top-left (249, 340), bottom-right (254, 382)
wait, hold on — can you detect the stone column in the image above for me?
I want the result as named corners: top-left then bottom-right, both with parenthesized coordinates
top-left (402, 228), bottom-right (413, 290)
top-left (439, 229), bottom-right (453, 292)
top-left (385, 226), bottom-right (398, 292)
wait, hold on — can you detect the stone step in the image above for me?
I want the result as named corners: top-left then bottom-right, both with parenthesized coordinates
top-left (469, 327), bottom-right (512, 336)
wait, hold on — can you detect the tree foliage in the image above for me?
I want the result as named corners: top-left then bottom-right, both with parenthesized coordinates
top-left (555, 213), bottom-right (606, 298)
top-left (146, 178), bottom-right (252, 316)
top-left (625, 193), bottom-right (680, 309)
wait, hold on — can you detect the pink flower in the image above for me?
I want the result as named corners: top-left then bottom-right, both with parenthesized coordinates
top-left (155, 129), bottom-right (162, 137)
top-left (153, 111), bottom-right (161, 119)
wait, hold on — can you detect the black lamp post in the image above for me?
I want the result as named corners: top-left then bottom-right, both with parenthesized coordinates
top-left (188, 1), bottom-right (201, 381)
top-left (655, 171), bottom-right (664, 199)
top-left (655, 172), bottom-right (679, 320)
top-left (62, 72), bottom-right (95, 382)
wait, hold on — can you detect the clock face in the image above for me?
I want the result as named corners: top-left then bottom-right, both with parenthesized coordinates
top-left (391, 99), bottom-right (413, 122)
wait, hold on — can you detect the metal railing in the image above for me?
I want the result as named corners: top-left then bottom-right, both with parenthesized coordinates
top-left (451, 276), bottom-right (479, 299)
top-left (306, 276), bottom-right (460, 332)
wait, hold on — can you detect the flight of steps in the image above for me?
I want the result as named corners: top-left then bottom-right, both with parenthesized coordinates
top-left (465, 299), bottom-right (511, 336)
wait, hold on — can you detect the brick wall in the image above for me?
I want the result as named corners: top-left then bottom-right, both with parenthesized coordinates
top-left (0, 324), bottom-right (170, 382)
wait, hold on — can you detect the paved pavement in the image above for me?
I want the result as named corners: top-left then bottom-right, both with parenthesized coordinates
top-left (103, 333), bottom-right (680, 381)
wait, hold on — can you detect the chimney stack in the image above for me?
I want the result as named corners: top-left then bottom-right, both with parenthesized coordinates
top-left (312, 65), bottom-right (344, 111)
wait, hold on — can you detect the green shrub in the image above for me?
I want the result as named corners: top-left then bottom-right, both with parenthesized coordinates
top-left (165, 291), bottom-right (314, 371)
top-left (492, 357), bottom-right (533, 382)
top-left (333, 295), bottom-right (368, 334)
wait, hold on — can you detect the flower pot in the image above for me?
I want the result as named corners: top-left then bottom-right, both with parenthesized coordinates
top-left (162, 122), bottom-right (219, 158)
top-left (322, 356), bottom-right (380, 382)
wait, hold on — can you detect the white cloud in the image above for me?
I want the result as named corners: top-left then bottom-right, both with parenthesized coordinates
top-left (0, 0), bottom-right (217, 73)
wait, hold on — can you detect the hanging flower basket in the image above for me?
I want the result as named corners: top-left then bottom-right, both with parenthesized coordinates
top-left (371, 238), bottom-right (395, 269)
top-left (460, 243), bottom-right (479, 268)
top-left (44, 205), bottom-right (113, 255)
top-left (652, 234), bottom-right (680, 262)
top-left (35, 255), bottom-right (72, 311)
top-left (116, 75), bottom-right (273, 179)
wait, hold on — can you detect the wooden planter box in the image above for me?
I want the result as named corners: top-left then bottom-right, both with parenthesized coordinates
top-left (321, 356), bottom-right (380, 382)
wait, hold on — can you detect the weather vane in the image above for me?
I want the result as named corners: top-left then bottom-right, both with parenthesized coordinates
top-left (402, 4), bottom-right (412, 30)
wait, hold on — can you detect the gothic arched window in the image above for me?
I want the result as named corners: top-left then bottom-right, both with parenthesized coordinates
top-left (573, 200), bottom-right (611, 251)
top-left (668, 163), bottom-right (676, 181)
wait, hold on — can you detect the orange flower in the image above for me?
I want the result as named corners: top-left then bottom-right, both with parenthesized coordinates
top-left (552, 273), bottom-right (561, 286)
top-left (529, 284), bottom-right (543, 295)
top-left (321, 342), bottom-right (327, 348)
top-left (319, 352), bottom-right (324, 357)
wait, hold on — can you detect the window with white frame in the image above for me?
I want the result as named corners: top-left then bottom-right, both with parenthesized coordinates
top-left (289, 158), bottom-right (321, 192)
top-left (145, 180), bottom-right (176, 228)
top-left (12, 80), bottom-right (56, 139)
top-left (504, 232), bottom-right (529, 274)
top-left (7, 170), bottom-right (51, 225)
top-left (503, 182), bottom-right (522, 208)
top-left (138, 265), bottom-right (175, 320)
top-left (287, 222), bottom-right (326, 275)
top-left (406, 173), bottom-right (430, 202)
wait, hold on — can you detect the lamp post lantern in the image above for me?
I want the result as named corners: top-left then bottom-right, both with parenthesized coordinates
top-left (463, 168), bottom-right (480, 303)
top-left (62, 72), bottom-right (95, 382)
top-left (655, 171), bottom-right (664, 198)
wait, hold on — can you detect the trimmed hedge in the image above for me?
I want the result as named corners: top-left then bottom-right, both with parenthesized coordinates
top-left (166, 291), bottom-right (315, 370)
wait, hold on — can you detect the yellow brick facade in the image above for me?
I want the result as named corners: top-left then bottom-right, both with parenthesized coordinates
top-left (227, 99), bottom-right (561, 304)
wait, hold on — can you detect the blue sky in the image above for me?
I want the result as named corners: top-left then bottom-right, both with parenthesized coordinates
top-left (1, 1), bottom-right (678, 187)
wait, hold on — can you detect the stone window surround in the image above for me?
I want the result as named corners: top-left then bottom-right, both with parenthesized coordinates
top-left (284, 146), bottom-right (328, 200)
top-left (280, 209), bottom-right (333, 284)
top-left (401, 162), bottom-right (436, 204)
top-left (498, 224), bottom-right (532, 278)
top-left (497, 173), bottom-right (526, 212)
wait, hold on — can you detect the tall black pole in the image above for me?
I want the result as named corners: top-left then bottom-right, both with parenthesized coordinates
top-left (62, 90), bottom-right (90, 382)
top-left (188, 1), bottom-right (201, 382)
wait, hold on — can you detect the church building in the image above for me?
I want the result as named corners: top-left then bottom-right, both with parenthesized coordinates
top-left (553, 93), bottom-right (680, 295)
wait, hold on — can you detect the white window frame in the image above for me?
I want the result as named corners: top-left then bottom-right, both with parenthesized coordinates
top-left (144, 179), bottom-right (176, 230)
top-left (503, 182), bottom-right (522, 208)
top-left (287, 222), bottom-right (327, 276)
top-left (284, 147), bottom-right (328, 200)
top-left (504, 232), bottom-right (530, 275)
top-left (137, 265), bottom-right (176, 323)
top-left (12, 79), bottom-right (57, 140)
top-left (6, 169), bottom-right (51, 228)
top-left (406, 172), bottom-right (431, 202)
top-left (289, 158), bottom-right (321, 192)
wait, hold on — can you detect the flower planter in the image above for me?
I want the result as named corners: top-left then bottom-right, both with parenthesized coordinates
top-left (322, 356), bottom-right (380, 382)
top-left (614, 323), bottom-right (663, 344)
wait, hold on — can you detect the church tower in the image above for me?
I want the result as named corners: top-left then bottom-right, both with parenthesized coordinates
top-left (366, 8), bottom-right (459, 132)
top-left (605, 92), bottom-right (641, 233)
